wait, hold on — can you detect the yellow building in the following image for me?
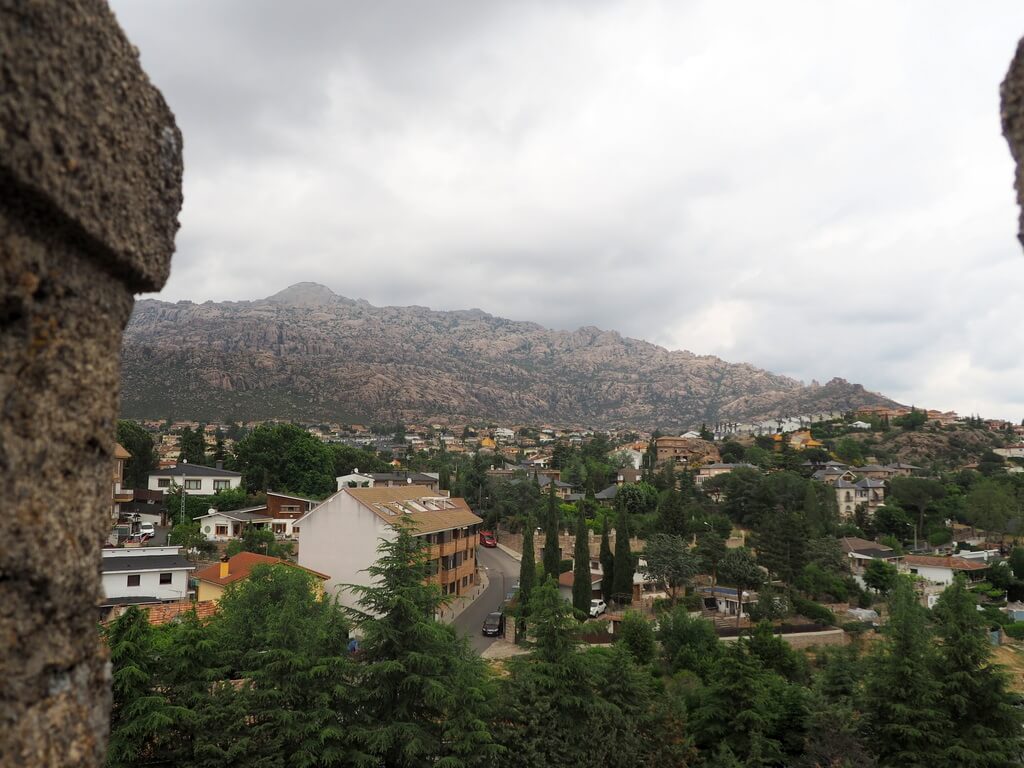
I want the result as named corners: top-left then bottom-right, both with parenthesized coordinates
top-left (194, 552), bottom-right (329, 603)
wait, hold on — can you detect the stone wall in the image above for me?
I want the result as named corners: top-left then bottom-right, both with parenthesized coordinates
top-left (0, 1), bottom-right (182, 765)
top-left (1002, 36), bottom-right (1024, 249)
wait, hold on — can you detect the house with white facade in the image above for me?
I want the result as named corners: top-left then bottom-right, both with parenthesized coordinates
top-left (100, 546), bottom-right (194, 611)
top-left (902, 555), bottom-right (988, 586)
top-left (194, 506), bottom-right (273, 541)
top-left (147, 462), bottom-right (242, 495)
top-left (336, 471), bottom-right (375, 490)
top-left (297, 485), bottom-right (482, 610)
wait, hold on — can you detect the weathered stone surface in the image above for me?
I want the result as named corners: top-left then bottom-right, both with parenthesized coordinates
top-left (0, 0), bottom-right (183, 290)
top-left (0, 1), bottom-right (182, 764)
top-left (1002, 35), bottom-right (1024, 250)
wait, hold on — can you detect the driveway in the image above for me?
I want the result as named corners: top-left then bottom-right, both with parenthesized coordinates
top-left (454, 545), bottom-right (521, 654)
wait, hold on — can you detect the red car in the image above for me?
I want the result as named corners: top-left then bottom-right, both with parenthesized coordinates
top-left (479, 530), bottom-right (497, 548)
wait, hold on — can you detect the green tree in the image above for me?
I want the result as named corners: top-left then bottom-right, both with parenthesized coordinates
top-left (657, 606), bottom-right (721, 676)
top-left (834, 437), bottom-right (865, 465)
top-left (224, 526), bottom-right (292, 558)
top-left (348, 524), bottom-right (499, 766)
top-left (599, 514), bottom-right (615, 602)
top-left (1009, 546), bottom-right (1024, 580)
top-left (656, 487), bottom-right (688, 536)
top-left (104, 607), bottom-right (180, 768)
top-left (933, 575), bottom-right (1023, 766)
top-left (864, 576), bottom-right (948, 767)
top-left (230, 423), bottom-right (335, 496)
top-left (696, 529), bottom-right (728, 587)
top-left (519, 515), bottom-right (537, 617)
top-left (755, 507), bottom-right (808, 584)
top-left (177, 425), bottom-right (208, 465)
top-left (968, 478), bottom-right (1017, 545)
top-left (640, 533), bottom-right (699, 605)
top-left (572, 504), bottom-right (592, 614)
top-left (612, 504), bottom-right (634, 605)
top-left (494, 578), bottom-right (596, 766)
top-left (718, 547), bottom-right (763, 627)
top-left (116, 420), bottom-right (157, 489)
top-left (541, 481), bottom-right (561, 581)
top-left (863, 558), bottom-right (898, 594)
top-left (889, 476), bottom-right (946, 539)
top-left (616, 611), bottom-right (656, 665)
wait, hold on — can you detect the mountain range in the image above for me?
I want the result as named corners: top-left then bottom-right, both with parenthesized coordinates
top-left (120, 282), bottom-right (901, 428)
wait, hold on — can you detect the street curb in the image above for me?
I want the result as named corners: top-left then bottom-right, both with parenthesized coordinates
top-left (496, 543), bottom-right (522, 562)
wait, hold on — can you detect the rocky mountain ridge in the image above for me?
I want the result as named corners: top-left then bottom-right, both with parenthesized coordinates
top-left (120, 282), bottom-right (901, 427)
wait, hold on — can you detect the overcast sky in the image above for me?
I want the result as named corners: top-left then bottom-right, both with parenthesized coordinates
top-left (111, 1), bottom-right (1024, 420)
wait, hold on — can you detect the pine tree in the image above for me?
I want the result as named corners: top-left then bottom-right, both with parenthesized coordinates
top-left (612, 504), bottom-right (634, 605)
top-left (933, 575), bottom-right (1023, 767)
top-left (349, 523), bottom-right (499, 767)
top-left (599, 514), bottom-right (615, 602)
top-left (864, 576), bottom-right (948, 767)
top-left (696, 530), bottom-right (727, 587)
top-left (542, 481), bottom-right (561, 580)
top-left (105, 606), bottom-right (181, 768)
top-left (572, 503), bottom-right (591, 614)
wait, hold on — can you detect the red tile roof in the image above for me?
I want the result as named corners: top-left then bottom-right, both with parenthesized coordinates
top-left (194, 552), bottom-right (330, 587)
top-left (903, 555), bottom-right (988, 571)
top-left (145, 600), bottom-right (219, 626)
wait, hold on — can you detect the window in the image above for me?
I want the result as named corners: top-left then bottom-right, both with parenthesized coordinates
top-left (157, 478), bottom-right (170, 488)
top-left (281, 504), bottom-right (299, 512)
top-left (184, 479), bottom-right (201, 490)
top-left (292, 527), bottom-right (300, 535)
top-left (273, 523), bottom-right (286, 534)
top-left (159, 573), bottom-right (173, 585)
top-left (215, 524), bottom-right (228, 536)
top-left (213, 480), bottom-right (230, 490)
top-left (126, 574), bottom-right (140, 587)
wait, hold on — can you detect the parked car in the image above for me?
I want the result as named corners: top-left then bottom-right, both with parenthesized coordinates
top-left (482, 611), bottom-right (505, 637)
top-left (589, 599), bottom-right (607, 618)
top-left (479, 530), bottom-right (497, 547)
top-left (139, 522), bottom-right (156, 537)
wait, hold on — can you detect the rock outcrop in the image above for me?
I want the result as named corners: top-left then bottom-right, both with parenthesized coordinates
top-left (121, 284), bottom-right (900, 427)
top-left (0, 1), bottom-right (182, 764)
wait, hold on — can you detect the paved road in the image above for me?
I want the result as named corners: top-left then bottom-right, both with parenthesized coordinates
top-left (454, 546), bottom-right (521, 654)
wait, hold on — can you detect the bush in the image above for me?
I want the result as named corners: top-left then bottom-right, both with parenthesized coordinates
top-left (682, 592), bottom-right (704, 611)
top-left (558, 558), bottom-right (573, 574)
top-left (792, 595), bottom-right (836, 626)
top-left (841, 620), bottom-right (872, 636)
top-left (1004, 622), bottom-right (1024, 640)
top-left (927, 528), bottom-right (953, 546)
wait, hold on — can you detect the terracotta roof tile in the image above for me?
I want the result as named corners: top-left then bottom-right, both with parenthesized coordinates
top-left (904, 555), bottom-right (988, 571)
top-left (194, 552), bottom-right (330, 587)
top-left (145, 600), bottom-right (219, 626)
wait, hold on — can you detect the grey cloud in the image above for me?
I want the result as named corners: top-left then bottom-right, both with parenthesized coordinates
top-left (111, 0), bottom-right (1024, 419)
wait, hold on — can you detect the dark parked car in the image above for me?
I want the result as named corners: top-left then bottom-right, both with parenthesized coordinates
top-left (482, 611), bottom-right (505, 637)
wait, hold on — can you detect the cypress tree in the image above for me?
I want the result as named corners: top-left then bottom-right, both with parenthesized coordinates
top-left (864, 576), bottom-right (948, 767)
top-left (599, 514), bottom-right (615, 602)
top-left (933, 575), bottom-right (1023, 766)
top-left (612, 504), bottom-right (634, 605)
top-left (542, 481), bottom-right (561, 580)
top-left (572, 503), bottom-right (591, 614)
top-left (519, 516), bottom-right (537, 615)
top-left (656, 488), bottom-right (688, 537)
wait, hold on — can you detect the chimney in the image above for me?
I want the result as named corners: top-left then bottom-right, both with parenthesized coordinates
top-left (219, 556), bottom-right (229, 579)
top-left (216, 460), bottom-right (223, 470)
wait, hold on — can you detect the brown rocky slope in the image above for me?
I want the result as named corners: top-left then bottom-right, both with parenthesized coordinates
top-left (120, 283), bottom-right (900, 428)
